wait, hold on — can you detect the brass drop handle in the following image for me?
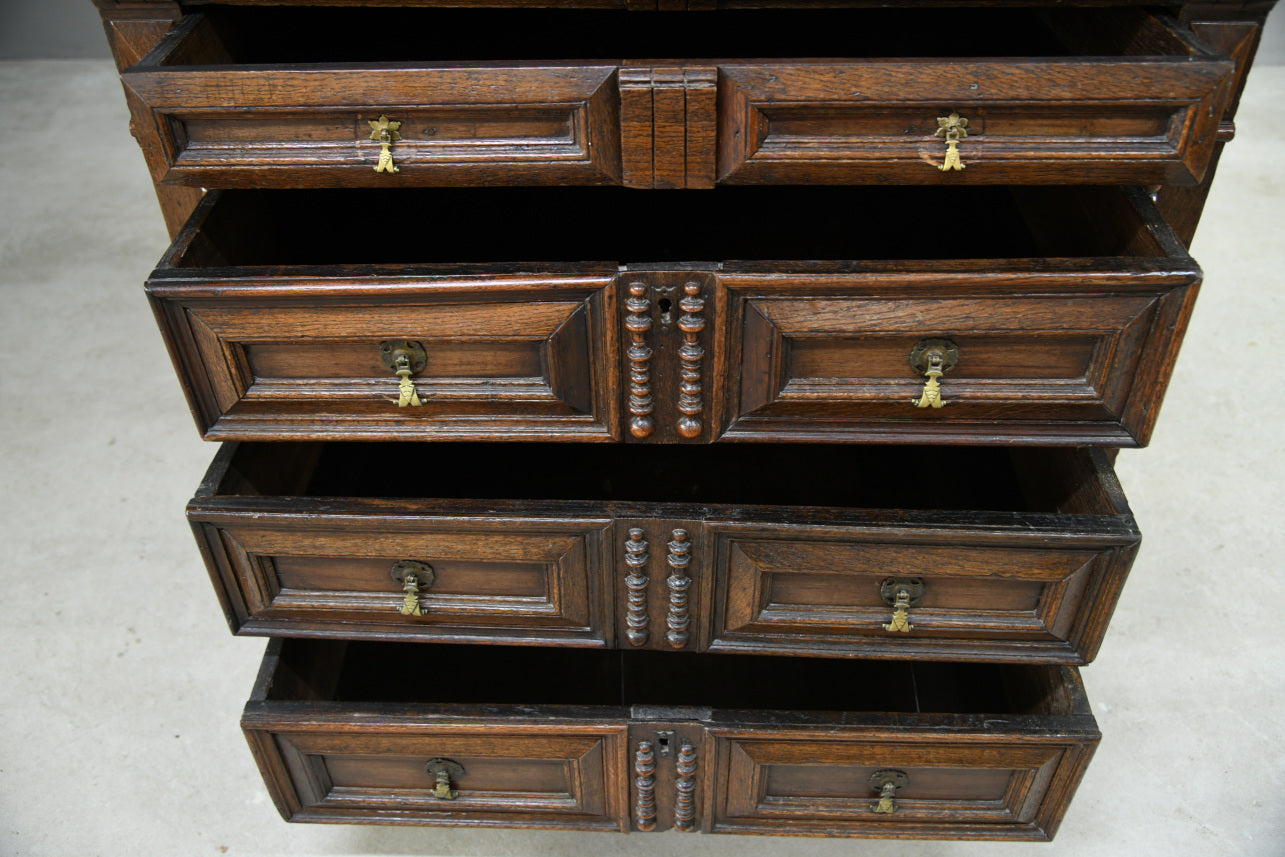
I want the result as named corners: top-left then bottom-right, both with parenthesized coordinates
top-left (870, 770), bottom-right (909, 814)
top-left (935, 112), bottom-right (969, 172)
top-left (909, 338), bottom-right (958, 409)
top-left (394, 357), bottom-right (422, 407)
top-left (880, 578), bottom-right (925, 633)
top-left (380, 340), bottom-right (427, 408)
top-left (885, 590), bottom-right (913, 632)
top-left (425, 758), bottom-right (464, 800)
top-left (390, 560), bottom-right (434, 617)
top-left (369, 114), bottom-right (402, 174)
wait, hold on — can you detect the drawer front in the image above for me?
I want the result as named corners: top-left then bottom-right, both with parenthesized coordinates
top-left (245, 721), bottom-right (629, 829)
top-left (706, 523), bottom-right (1138, 663)
top-left (150, 273), bottom-right (617, 441)
top-left (707, 729), bottom-right (1097, 839)
top-left (153, 186), bottom-right (1196, 445)
top-left (722, 265), bottom-right (1199, 446)
top-left (124, 17), bottom-right (622, 188)
top-left (196, 444), bottom-right (1137, 659)
top-left (123, 12), bottom-right (1230, 190)
top-left (191, 502), bottom-right (614, 646)
top-left (246, 641), bottom-right (1099, 839)
top-left (718, 54), bottom-right (1230, 186)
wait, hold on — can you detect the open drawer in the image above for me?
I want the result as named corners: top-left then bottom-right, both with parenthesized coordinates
top-left (244, 638), bottom-right (1099, 838)
top-left (151, 185), bottom-right (1199, 445)
top-left (191, 441), bottom-right (1139, 664)
top-left (121, 7), bottom-right (1231, 188)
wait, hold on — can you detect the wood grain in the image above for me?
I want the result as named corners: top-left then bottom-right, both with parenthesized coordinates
top-left (193, 442), bottom-right (1137, 663)
top-left (97, 1), bottom-right (1284, 843)
top-left (114, 7), bottom-right (1233, 189)
top-left (243, 639), bottom-right (1098, 838)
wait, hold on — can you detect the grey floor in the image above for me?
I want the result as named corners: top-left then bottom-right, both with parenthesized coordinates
top-left (1, 60), bottom-right (1282, 857)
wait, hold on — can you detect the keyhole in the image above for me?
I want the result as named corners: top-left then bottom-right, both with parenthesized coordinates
top-left (658, 297), bottom-right (672, 325)
top-left (656, 732), bottom-right (674, 756)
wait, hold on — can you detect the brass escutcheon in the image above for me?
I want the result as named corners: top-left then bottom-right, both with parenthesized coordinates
top-left (870, 770), bottom-right (909, 814)
top-left (369, 115), bottom-right (402, 174)
top-left (390, 560), bottom-right (434, 617)
top-left (934, 112), bottom-right (969, 172)
top-left (880, 578), bottom-right (925, 633)
top-left (380, 340), bottom-right (427, 408)
top-left (909, 339), bottom-right (959, 409)
top-left (425, 758), bottom-right (465, 800)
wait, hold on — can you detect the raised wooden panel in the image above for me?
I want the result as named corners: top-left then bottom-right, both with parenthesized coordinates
top-left (244, 640), bottom-right (1101, 838)
top-left (122, 15), bottom-right (622, 188)
top-left (707, 524), bottom-right (1140, 663)
top-left (709, 730), bottom-right (1096, 839)
top-left (117, 7), bottom-right (1237, 190)
top-left (190, 510), bottom-right (614, 646)
top-left (249, 724), bottom-right (628, 829)
top-left (195, 443), bottom-right (1136, 659)
top-left (149, 273), bottom-right (616, 441)
top-left (150, 181), bottom-right (1196, 448)
top-left (722, 266), bottom-right (1200, 446)
top-left (717, 18), bottom-right (1232, 187)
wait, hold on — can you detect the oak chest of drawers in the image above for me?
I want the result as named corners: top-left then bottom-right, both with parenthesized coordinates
top-left (96, 0), bottom-right (1277, 841)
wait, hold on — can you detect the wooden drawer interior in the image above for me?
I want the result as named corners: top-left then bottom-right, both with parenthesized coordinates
top-left (162, 185), bottom-right (1173, 267)
top-left (261, 638), bottom-right (1086, 715)
top-left (208, 441), bottom-right (1113, 515)
top-left (149, 7), bottom-right (1199, 65)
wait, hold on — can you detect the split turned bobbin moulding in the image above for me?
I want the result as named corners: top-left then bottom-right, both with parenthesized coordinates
top-left (95, 0), bottom-right (1278, 840)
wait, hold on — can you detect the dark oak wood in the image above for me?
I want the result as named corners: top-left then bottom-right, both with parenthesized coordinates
top-left (191, 444), bottom-right (616, 646)
top-left (192, 442), bottom-right (1138, 664)
top-left (116, 7), bottom-right (1232, 189)
top-left (619, 269), bottom-right (719, 445)
top-left (620, 65), bottom-right (718, 189)
top-left (95, 0), bottom-right (204, 237)
top-left (150, 185), bottom-right (1198, 446)
top-left (124, 12), bottom-right (623, 188)
top-left (149, 190), bottom-right (620, 442)
top-left (717, 9), bottom-right (1231, 186)
top-left (707, 718), bottom-right (1095, 839)
top-left (626, 721), bottom-right (706, 832)
top-left (94, 0), bottom-right (1281, 843)
top-left (97, 0), bottom-right (1278, 242)
top-left (244, 638), bottom-right (1099, 838)
top-left (720, 186), bottom-right (1201, 447)
top-left (245, 642), bottom-right (629, 829)
top-left (1155, 9), bottom-right (1274, 244)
